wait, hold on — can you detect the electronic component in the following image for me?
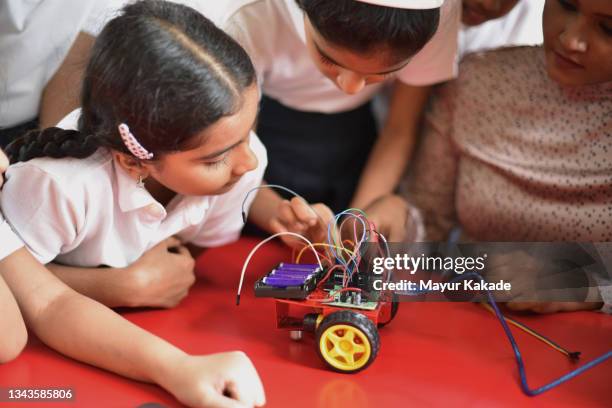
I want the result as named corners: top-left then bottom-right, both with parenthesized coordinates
top-left (254, 263), bottom-right (326, 299)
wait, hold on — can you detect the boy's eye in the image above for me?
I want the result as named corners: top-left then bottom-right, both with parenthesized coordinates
top-left (557, 0), bottom-right (577, 12)
top-left (601, 23), bottom-right (612, 37)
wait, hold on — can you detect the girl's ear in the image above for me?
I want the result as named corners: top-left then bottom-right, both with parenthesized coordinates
top-left (111, 150), bottom-right (150, 180)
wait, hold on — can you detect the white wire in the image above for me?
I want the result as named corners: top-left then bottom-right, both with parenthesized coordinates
top-left (236, 232), bottom-right (323, 304)
top-left (241, 184), bottom-right (324, 225)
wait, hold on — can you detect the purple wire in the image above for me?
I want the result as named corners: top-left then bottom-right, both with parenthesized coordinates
top-left (459, 272), bottom-right (611, 396)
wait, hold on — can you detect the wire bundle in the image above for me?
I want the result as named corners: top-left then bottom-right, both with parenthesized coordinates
top-left (240, 184), bottom-right (393, 302)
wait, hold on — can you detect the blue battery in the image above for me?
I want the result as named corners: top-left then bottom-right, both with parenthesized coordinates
top-left (271, 269), bottom-right (314, 277)
top-left (273, 267), bottom-right (313, 273)
top-left (271, 274), bottom-right (313, 281)
top-left (278, 263), bottom-right (319, 271)
top-left (263, 276), bottom-right (309, 287)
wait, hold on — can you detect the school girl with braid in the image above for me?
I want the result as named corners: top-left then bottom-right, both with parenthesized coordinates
top-left (1, 0), bottom-right (332, 310)
top-left (0, 151), bottom-right (265, 408)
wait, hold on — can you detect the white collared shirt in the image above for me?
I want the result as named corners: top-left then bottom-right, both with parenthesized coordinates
top-left (0, 214), bottom-right (23, 261)
top-left (0, 0), bottom-right (123, 128)
top-left (182, 0), bottom-right (460, 113)
top-left (458, 0), bottom-right (545, 59)
top-left (0, 110), bottom-right (267, 267)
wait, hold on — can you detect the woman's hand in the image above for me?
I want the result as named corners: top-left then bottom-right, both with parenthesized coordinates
top-left (361, 194), bottom-right (420, 242)
top-left (485, 250), bottom-right (604, 314)
top-left (505, 301), bottom-right (602, 314)
top-left (158, 351), bottom-right (266, 408)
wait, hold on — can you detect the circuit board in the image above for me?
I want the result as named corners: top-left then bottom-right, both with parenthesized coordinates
top-left (321, 285), bottom-right (378, 310)
top-left (323, 299), bottom-right (378, 310)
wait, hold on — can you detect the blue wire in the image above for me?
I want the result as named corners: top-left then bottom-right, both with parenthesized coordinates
top-left (326, 210), bottom-right (366, 273)
top-left (398, 270), bottom-right (611, 391)
top-left (457, 272), bottom-right (612, 396)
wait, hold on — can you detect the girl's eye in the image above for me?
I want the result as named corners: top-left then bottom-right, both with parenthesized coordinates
top-left (601, 23), bottom-right (612, 37)
top-left (558, 0), bottom-right (577, 12)
top-left (364, 72), bottom-right (395, 85)
top-left (204, 155), bottom-right (229, 169)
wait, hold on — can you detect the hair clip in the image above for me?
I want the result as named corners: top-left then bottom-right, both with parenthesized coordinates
top-left (118, 124), bottom-right (154, 160)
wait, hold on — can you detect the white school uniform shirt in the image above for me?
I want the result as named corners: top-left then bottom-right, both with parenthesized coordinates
top-left (0, 0), bottom-right (123, 128)
top-left (458, 0), bottom-right (545, 59)
top-left (181, 0), bottom-right (461, 113)
top-left (0, 213), bottom-right (23, 261)
top-left (0, 109), bottom-right (268, 267)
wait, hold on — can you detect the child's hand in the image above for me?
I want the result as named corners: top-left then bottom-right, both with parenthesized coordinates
top-left (159, 351), bottom-right (265, 408)
top-left (124, 237), bottom-right (196, 308)
top-left (269, 197), bottom-right (334, 249)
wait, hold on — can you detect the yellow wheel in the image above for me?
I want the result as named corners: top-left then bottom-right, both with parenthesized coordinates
top-left (316, 311), bottom-right (379, 373)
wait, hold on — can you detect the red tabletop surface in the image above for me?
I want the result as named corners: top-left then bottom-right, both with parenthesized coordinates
top-left (1, 237), bottom-right (610, 408)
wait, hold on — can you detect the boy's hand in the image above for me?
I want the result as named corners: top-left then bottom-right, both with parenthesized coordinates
top-left (160, 351), bottom-right (266, 408)
top-left (124, 237), bottom-right (196, 308)
top-left (269, 197), bottom-right (334, 249)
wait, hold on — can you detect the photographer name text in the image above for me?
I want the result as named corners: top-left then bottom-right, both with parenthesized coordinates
top-left (373, 279), bottom-right (511, 292)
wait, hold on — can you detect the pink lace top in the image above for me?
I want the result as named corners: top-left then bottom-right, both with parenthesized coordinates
top-left (405, 46), bottom-right (612, 243)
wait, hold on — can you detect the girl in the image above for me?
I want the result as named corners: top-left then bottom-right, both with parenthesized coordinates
top-left (403, 0), bottom-right (612, 313)
top-left (1, 0), bottom-right (330, 308)
top-left (0, 147), bottom-right (265, 407)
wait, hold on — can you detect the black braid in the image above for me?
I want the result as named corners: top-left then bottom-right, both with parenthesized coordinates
top-left (5, 127), bottom-right (101, 164)
top-left (4, 1), bottom-right (257, 165)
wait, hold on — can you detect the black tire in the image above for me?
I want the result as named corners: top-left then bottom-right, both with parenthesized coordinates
top-left (378, 293), bottom-right (400, 328)
top-left (315, 310), bottom-right (380, 373)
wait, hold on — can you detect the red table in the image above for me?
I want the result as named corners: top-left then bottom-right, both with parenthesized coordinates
top-left (1, 237), bottom-right (610, 407)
